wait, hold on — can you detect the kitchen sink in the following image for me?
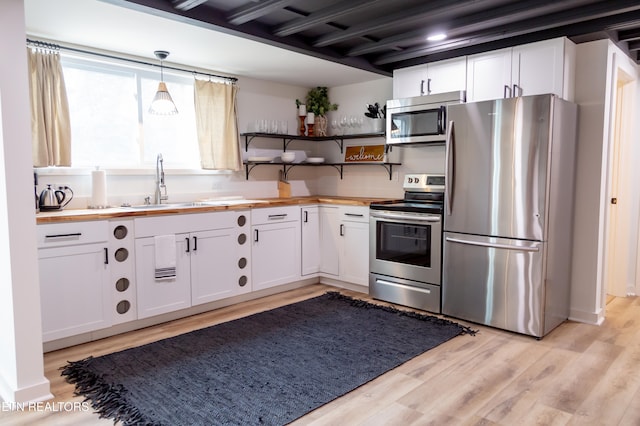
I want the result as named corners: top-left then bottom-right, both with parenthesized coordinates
top-left (124, 199), bottom-right (267, 210)
top-left (125, 203), bottom-right (199, 210)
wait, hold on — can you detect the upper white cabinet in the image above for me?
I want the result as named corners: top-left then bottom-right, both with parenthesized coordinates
top-left (393, 57), bottom-right (467, 99)
top-left (37, 221), bottom-right (111, 342)
top-left (466, 37), bottom-right (575, 102)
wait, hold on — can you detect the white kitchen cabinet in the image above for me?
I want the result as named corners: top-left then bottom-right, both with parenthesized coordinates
top-left (319, 206), bottom-right (340, 276)
top-left (134, 211), bottom-right (251, 318)
top-left (37, 221), bottom-right (111, 342)
top-left (466, 37), bottom-right (575, 102)
top-left (190, 223), bottom-right (251, 305)
top-left (301, 206), bottom-right (320, 276)
top-left (393, 57), bottom-right (467, 98)
top-left (135, 235), bottom-right (191, 319)
top-left (319, 206), bottom-right (370, 286)
top-left (251, 206), bottom-right (301, 290)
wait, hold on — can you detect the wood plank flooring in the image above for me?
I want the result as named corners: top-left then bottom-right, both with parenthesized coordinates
top-left (1, 284), bottom-right (639, 425)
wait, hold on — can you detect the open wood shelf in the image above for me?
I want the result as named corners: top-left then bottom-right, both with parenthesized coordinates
top-left (241, 132), bottom-right (386, 153)
top-left (243, 160), bottom-right (401, 180)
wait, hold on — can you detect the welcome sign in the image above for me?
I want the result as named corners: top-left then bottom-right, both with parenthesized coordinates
top-left (344, 145), bottom-right (385, 162)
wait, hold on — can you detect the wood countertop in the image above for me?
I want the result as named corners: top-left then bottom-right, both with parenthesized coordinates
top-left (36, 196), bottom-right (398, 224)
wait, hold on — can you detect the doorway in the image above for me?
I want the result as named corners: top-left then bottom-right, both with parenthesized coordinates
top-left (604, 68), bottom-right (636, 299)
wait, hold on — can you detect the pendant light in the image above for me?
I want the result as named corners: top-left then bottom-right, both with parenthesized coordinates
top-left (149, 50), bottom-right (178, 115)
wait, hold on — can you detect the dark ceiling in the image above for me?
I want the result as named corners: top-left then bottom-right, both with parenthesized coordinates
top-left (108, 0), bottom-right (640, 76)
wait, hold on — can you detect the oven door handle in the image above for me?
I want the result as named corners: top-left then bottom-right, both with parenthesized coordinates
top-left (370, 211), bottom-right (441, 223)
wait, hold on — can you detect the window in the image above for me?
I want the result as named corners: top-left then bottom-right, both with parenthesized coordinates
top-left (61, 55), bottom-right (200, 169)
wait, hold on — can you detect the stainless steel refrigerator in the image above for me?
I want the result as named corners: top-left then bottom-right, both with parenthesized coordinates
top-left (442, 94), bottom-right (577, 338)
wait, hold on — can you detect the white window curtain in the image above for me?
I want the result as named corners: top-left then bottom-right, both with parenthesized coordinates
top-left (194, 79), bottom-right (242, 171)
top-left (27, 47), bottom-right (72, 167)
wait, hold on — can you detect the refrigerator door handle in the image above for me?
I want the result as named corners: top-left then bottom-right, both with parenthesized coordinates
top-left (445, 120), bottom-right (454, 216)
top-left (445, 236), bottom-right (540, 252)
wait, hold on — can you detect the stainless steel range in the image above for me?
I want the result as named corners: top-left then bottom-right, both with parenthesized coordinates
top-left (369, 174), bottom-right (444, 313)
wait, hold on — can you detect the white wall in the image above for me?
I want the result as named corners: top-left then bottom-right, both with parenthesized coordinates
top-left (0, 0), bottom-right (51, 403)
top-left (570, 39), bottom-right (640, 324)
top-left (316, 79), bottom-right (447, 199)
top-left (35, 75), bottom-right (322, 206)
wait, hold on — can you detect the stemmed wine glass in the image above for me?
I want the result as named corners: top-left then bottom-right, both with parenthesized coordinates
top-left (339, 115), bottom-right (348, 135)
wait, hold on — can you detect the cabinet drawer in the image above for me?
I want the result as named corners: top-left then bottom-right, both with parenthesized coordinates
top-left (37, 221), bottom-right (108, 248)
top-left (134, 210), bottom-right (247, 238)
top-left (251, 205), bottom-right (299, 225)
top-left (340, 206), bottom-right (369, 222)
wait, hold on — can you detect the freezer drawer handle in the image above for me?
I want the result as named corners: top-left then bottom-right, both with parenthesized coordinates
top-left (446, 236), bottom-right (539, 252)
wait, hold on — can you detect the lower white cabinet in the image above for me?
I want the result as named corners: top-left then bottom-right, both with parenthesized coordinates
top-left (37, 221), bottom-right (111, 342)
top-left (134, 211), bottom-right (251, 319)
top-left (190, 225), bottom-right (251, 305)
top-left (319, 206), bottom-right (370, 286)
top-left (251, 206), bottom-right (301, 290)
top-left (301, 206), bottom-right (320, 276)
top-left (135, 234), bottom-right (192, 319)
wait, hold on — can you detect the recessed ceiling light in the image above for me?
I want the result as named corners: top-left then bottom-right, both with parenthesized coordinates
top-left (427, 33), bottom-right (447, 42)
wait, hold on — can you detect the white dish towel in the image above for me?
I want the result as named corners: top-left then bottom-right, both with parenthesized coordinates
top-left (154, 235), bottom-right (176, 280)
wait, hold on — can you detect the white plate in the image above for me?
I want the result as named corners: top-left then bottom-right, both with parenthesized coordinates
top-left (247, 156), bottom-right (274, 162)
top-left (306, 157), bottom-right (325, 164)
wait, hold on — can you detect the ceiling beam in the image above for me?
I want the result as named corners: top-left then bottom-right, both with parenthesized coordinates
top-left (628, 40), bottom-right (640, 50)
top-left (374, 2), bottom-right (640, 65)
top-left (273, 0), bottom-right (380, 37)
top-left (171, 0), bottom-right (207, 11)
top-left (349, 0), bottom-right (585, 57)
top-left (227, 0), bottom-right (299, 26)
top-left (312, 0), bottom-right (505, 48)
top-left (618, 28), bottom-right (640, 41)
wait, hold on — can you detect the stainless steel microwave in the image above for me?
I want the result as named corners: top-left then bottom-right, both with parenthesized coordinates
top-left (386, 91), bottom-right (465, 145)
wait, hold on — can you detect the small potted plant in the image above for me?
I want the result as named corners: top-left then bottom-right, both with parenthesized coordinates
top-left (298, 87), bottom-right (338, 136)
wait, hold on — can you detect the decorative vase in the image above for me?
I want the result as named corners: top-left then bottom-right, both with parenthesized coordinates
top-left (316, 115), bottom-right (328, 136)
top-left (298, 115), bottom-right (306, 136)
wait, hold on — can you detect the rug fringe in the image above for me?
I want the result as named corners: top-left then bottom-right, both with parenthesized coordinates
top-left (60, 357), bottom-right (158, 426)
top-left (325, 291), bottom-right (478, 336)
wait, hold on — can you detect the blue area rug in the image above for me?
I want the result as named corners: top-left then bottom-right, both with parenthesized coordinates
top-left (62, 291), bottom-right (473, 425)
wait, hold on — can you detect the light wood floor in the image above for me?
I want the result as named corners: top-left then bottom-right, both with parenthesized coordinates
top-left (2, 284), bottom-right (639, 425)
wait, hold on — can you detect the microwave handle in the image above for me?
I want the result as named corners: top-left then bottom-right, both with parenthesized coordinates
top-left (445, 120), bottom-right (454, 216)
top-left (438, 105), bottom-right (446, 134)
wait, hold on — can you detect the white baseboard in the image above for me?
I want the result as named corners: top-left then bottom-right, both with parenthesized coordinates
top-left (0, 374), bottom-right (52, 404)
top-left (569, 306), bottom-right (605, 325)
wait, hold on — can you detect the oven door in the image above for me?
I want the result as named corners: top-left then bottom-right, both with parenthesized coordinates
top-left (369, 210), bottom-right (442, 285)
top-left (386, 104), bottom-right (446, 145)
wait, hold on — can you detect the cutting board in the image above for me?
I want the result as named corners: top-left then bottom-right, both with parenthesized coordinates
top-left (278, 170), bottom-right (291, 198)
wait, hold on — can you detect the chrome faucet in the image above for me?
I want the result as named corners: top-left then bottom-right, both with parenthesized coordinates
top-left (155, 153), bottom-right (168, 204)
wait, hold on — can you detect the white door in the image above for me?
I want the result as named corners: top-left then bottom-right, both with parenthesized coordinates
top-left (251, 221), bottom-right (301, 290)
top-left (513, 38), bottom-right (564, 98)
top-left (135, 235), bottom-right (191, 319)
top-left (301, 207), bottom-right (320, 276)
top-left (340, 220), bottom-right (370, 286)
top-left (319, 207), bottom-right (340, 276)
top-left (191, 228), bottom-right (248, 305)
top-left (38, 243), bottom-right (111, 341)
top-left (466, 48), bottom-right (512, 102)
top-left (393, 64), bottom-right (428, 98)
top-left (427, 57), bottom-right (467, 95)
